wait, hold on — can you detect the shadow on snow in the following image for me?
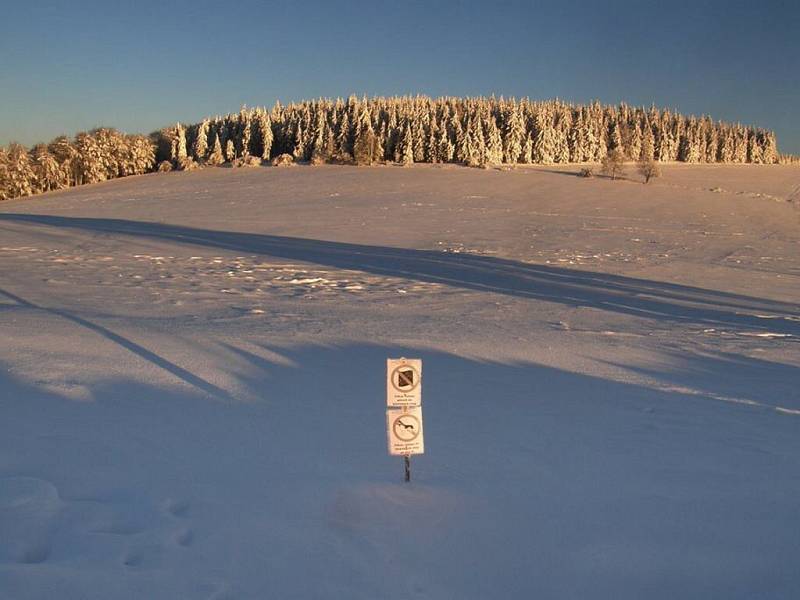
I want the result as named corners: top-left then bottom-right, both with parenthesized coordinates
top-left (1, 213), bottom-right (797, 335)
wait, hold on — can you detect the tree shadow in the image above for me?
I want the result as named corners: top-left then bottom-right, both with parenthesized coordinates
top-left (1, 213), bottom-right (798, 335)
top-left (600, 349), bottom-right (800, 411)
top-left (526, 168), bottom-right (639, 183)
top-left (0, 286), bottom-right (235, 401)
top-left (2, 341), bottom-right (800, 599)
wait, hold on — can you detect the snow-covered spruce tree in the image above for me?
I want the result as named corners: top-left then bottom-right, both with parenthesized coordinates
top-left (225, 139), bottom-right (236, 163)
top-left (335, 112), bottom-right (352, 159)
top-left (484, 116), bottom-right (504, 165)
top-left (567, 111), bottom-right (587, 162)
top-left (193, 119), bottom-right (209, 161)
top-left (678, 133), bottom-right (699, 163)
top-left (238, 109), bottom-right (252, 158)
top-left (590, 103), bottom-right (608, 161)
top-left (760, 130), bottom-right (778, 164)
top-left (30, 144), bottom-right (63, 193)
top-left (521, 134), bottom-right (533, 164)
top-left (427, 124), bottom-right (439, 163)
top-left (310, 113), bottom-right (332, 165)
top-left (73, 132), bottom-right (106, 185)
top-left (48, 136), bottom-right (79, 187)
top-left (207, 133), bottom-right (224, 166)
top-left (171, 123), bottom-right (188, 163)
top-left (532, 115), bottom-right (555, 165)
top-left (733, 126), bottom-right (748, 163)
top-left (641, 121), bottom-right (655, 162)
top-left (746, 130), bottom-right (762, 164)
top-left (705, 124), bottom-right (719, 163)
top-left (127, 135), bottom-right (156, 175)
top-left (552, 119), bottom-right (570, 163)
top-left (413, 119), bottom-right (427, 163)
top-left (254, 110), bottom-right (273, 161)
top-left (625, 121), bottom-right (643, 161)
top-left (718, 129), bottom-right (734, 163)
top-left (354, 122), bottom-right (379, 165)
top-left (400, 122), bottom-right (414, 166)
top-left (502, 104), bottom-right (525, 164)
top-left (292, 122), bottom-right (307, 162)
top-left (0, 147), bottom-right (9, 200)
top-left (93, 128), bottom-right (123, 180)
top-left (608, 120), bottom-right (623, 152)
top-left (441, 125), bottom-right (457, 163)
top-left (468, 114), bottom-right (487, 167)
top-left (5, 143), bottom-right (36, 198)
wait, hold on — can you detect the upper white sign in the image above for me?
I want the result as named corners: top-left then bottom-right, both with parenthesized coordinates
top-left (386, 358), bottom-right (422, 408)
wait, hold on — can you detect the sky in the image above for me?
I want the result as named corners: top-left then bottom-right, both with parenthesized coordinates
top-left (1, 0), bottom-right (798, 153)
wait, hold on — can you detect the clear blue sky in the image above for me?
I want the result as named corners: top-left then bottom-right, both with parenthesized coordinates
top-left (1, 0), bottom-right (798, 153)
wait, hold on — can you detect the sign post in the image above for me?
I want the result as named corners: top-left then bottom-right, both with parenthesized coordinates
top-left (386, 358), bottom-right (424, 482)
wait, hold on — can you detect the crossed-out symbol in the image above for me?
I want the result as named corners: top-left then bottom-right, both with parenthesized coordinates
top-left (393, 414), bottom-right (420, 442)
top-left (391, 364), bottom-right (420, 393)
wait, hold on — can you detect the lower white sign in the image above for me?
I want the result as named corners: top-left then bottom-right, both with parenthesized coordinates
top-left (387, 406), bottom-right (424, 456)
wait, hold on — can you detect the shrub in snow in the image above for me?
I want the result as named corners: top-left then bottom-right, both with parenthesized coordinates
top-left (601, 149), bottom-right (626, 181)
top-left (271, 153), bottom-right (295, 167)
top-left (157, 160), bottom-right (173, 172)
top-left (177, 156), bottom-right (198, 171)
top-left (579, 167), bottom-right (594, 178)
top-left (331, 151), bottom-right (354, 165)
top-left (232, 155), bottom-right (262, 168)
top-left (637, 157), bottom-right (661, 184)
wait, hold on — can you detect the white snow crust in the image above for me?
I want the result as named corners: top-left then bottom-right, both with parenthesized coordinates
top-left (1, 164), bottom-right (799, 599)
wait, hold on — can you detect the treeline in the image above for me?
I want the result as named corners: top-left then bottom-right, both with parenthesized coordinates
top-left (2, 96), bottom-right (797, 201)
top-left (0, 129), bottom-right (154, 200)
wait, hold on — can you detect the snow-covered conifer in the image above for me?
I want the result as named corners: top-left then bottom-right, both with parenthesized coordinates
top-left (521, 134), bottom-right (533, 164)
top-left (0, 148), bottom-right (9, 200)
top-left (436, 126), bottom-right (455, 163)
top-left (193, 120), bottom-right (209, 161)
top-left (484, 116), bottom-right (504, 165)
top-left (255, 111), bottom-right (273, 160)
top-left (400, 122), bottom-right (414, 166)
top-left (503, 106), bottom-right (525, 163)
top-left (5, 143), bottom-right (36, 198)
top-left (207, 133), bottom-right (224, 166)
top-left (74, 132), bottom-right (105, 185)
top-left (173, 123), bottom-right (188, 162)
top-left (30, 144), bottom-right (63, 192)
top-left (641, 122), bottom-right (655, 161)
top-left (532, 115), bottom-right (555, 164)
top-left (292, 122), bottom-right (307, 161)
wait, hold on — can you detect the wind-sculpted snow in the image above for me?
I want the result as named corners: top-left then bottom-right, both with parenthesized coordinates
top-left (0, 165), bottom-right (798, 599)
top-left (1, 213), bottom-right (798, 335)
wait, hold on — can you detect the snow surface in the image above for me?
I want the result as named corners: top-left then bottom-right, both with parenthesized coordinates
top-left (1, 164), bottom-right (799, 599)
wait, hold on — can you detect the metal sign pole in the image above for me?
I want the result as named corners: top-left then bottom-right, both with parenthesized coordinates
top-left (404, 455), bottom-right (411, 482)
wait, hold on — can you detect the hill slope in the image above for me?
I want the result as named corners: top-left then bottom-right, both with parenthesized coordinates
top-left (1, 164), bottom-right (799, 599)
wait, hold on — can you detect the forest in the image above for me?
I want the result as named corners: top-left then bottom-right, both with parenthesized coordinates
top-left (1, 96), bottom-right (796, 201)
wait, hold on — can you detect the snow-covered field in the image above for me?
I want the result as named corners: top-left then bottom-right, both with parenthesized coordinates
top-left (1, 164), bottom-right (799, 599)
